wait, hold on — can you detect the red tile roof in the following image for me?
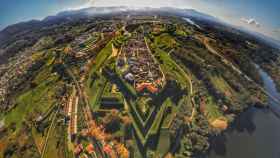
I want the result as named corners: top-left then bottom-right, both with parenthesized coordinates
top-left (103, 144), bottom-right (113, 154)
top-left (136, 83), bottom-right (158, 93)
top-left (74, 144), bottom-right (83, 155)
top-left (86, 144), bottom-right (95, 154)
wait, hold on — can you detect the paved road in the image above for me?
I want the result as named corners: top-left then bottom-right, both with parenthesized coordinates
top-left (64, 65), bottom-right (93, 122)
top-left (149, 36), bottom-right (196, 122)
top-left (196, 35), bottom-right (280, 105)
top-left (40, 106), bottom-right (60, 158)
top-left (62, 52), bottom-right (107, 158)
top-left (144, 37), bottom-right (166, 86)
top-left (165, 49), bottom-right (196, 121)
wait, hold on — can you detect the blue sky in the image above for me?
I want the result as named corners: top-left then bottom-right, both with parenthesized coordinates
top-left (0, 0), bottom-right (85, 29)
top-left (212, 0), bottom-right (280, 28)
top-left (0, 0), bottom-right (279, 40)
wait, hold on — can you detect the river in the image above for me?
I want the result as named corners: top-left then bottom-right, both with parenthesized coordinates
top-left (208, 67), bottom-right (280, 158)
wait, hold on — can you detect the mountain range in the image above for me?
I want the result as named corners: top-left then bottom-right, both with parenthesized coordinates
top-left (0, 6), bottom-right (279, 59)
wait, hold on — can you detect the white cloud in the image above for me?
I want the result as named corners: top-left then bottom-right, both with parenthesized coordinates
top-left (66, 1), bottom-right (95, 10)
top-left (67, 0), bottom-right (193, 10)
top-left (63, 0), bottom-right (279, 41)
top-left (273, 28), bottom-right (280, 38)
top-left (241, 17), bottom-right (260, 27)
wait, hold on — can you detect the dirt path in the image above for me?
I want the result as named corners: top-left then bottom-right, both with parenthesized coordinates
top-left (111, 43), bottom-right (119, 58)
top-left (175, 60), bottom-right (196, 122)
top-left (164, 48), bottom-right (196, 122)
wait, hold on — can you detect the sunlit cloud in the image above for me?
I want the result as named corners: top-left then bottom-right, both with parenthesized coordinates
top-left (67, 0), bottom-right (193, 10)
top-left (63, 0), bottom-right (279, 41)
top-left (241, 17), bottom-right (261, 27)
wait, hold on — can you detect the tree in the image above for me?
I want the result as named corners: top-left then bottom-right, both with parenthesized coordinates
top-left (4, 143), bottom-right (17, 158)
top-left (164, 153), bottom-right (174, 158)
top-left (88, 121), bottom-right (106, 141)
top-left (103, 109), bottom-right (121, 133)
top-left (189, 132), bottom-right (209, 153)
top-left (121, 115), bottom-right (133, 138)
top-left (147, 150), bottom-right (155, 158)
top-left (115, 143), bottom-right (129, 158)
top-left (121, 116), bottom-right (132, 126)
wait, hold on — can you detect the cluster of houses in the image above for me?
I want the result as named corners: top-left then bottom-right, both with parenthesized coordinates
top-left (118, 33), bottom-right (164, 94)
top-left (73, 120), bottom-right (128, 158)
top-left (68, 22), bottom-right (117, 58)
top-left (0, 51), bottom-right (33, 108)
top-left (68, 31), bottom-right (99, 58)
top-left (74, 143), bottom-right (98, 158)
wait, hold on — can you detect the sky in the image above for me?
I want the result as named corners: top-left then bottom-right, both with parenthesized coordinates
top-left (0, 0), bottom-right (280, 41)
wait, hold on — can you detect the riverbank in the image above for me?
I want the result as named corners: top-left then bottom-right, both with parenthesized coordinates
top-left (207, 66), bottom-right (280, 158)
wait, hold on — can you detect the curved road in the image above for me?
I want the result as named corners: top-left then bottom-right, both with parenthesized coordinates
top-left (195, 35), bottom-right (280, 105)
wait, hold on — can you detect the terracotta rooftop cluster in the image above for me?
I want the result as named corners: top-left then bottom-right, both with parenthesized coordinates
top-left (118, 35), bottom-right (163, 94)
top-left (74, 121), bottom-right (129, 158)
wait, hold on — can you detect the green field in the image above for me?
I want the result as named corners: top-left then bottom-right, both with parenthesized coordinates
top-left (4, 65), bottom-right (61, 130)
top-left (86, 41), bottom-right (113, 109)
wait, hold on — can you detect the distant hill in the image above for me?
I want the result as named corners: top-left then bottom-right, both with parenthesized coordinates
top-left (0, 7), bottom-right (219, 40)
top-left (0, 6), bottom-right (279, 64)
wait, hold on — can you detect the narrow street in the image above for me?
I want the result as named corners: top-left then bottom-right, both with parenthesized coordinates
top-left (144, 37), bottom-right (166, 85)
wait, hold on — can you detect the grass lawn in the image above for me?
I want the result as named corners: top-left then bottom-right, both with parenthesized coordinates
top-left (156, 129), bottom-right (170, 156)
top-left (31, 127), bottom-right (45, 154)
top-left (89, 76), bottom-right (107, 110)
top-left (44, 121), bottom-right (68, 158)
top-left (204, 96), bottom-right (222, 121)
top-left (154, 48), bottom-right (188, 88)
top-left (162, 103), bottom-right (176, 128)
top-left (149, 98), bottom-right (169, 135)
top-left (86, 41), bottom-right (113, 109)
top-left (209, 74), bottom-right (236, 99)
top-left (88, 41), bottom-right (113, 76)
top-left (155, 33), bottom-right (180, 50)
